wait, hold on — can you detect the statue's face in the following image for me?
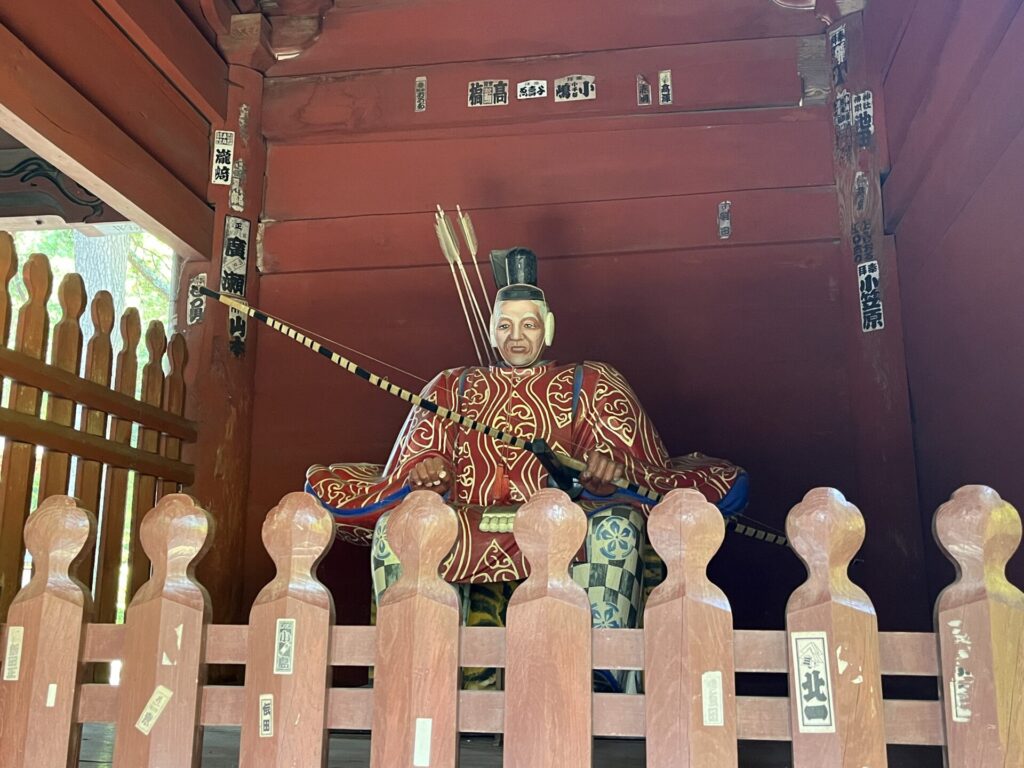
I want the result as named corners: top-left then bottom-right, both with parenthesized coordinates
top-left (493, 300), bottom-right (547, 367)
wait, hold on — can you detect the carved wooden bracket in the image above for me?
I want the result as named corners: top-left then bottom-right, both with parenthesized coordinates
top-left (772, 0), bottom-right (864, 25)
top-left (268, 15), bottom-right (325, 60)
top-left (218, 13), bottom-right (276, 70)
top-left (214, 0), bottom-right (331, 69)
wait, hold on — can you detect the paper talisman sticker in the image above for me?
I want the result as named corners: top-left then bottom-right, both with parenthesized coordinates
top-left (259, 694), bottom-right (275, 737)
top-left (658, 70), bottom-right (673, 105)
top-left (516, 80), bottom-right (548, 100)
top-left (274, 618), bottom-right (296, 675)
top-left (413, 718), bottom-right (433, 766)
top-left (135, 685), bottom-right (173, 735)
top-left (211, 130), bottom-right (235, 186)
top-left (468, 80), bottom-right (509, 107)
top-left (3, 626), bottom-right (24, 681)
top-left (554, 74), bottom-right (596, 102)
top-left (791, 631), bottom-right (836, 733)
top-left (701, 670), bottom-right (725, 727)
top-left (415, 76), bottom-right (428, 112)
top-left (636, 75), bottom-right (652, 106)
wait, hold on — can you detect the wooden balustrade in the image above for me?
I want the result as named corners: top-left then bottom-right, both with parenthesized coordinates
top-left (0, 483), bottom-right (1021, 767)
top-left (0, 240), bottom-right (197, 624)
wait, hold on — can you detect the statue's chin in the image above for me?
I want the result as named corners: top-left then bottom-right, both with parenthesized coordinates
top-left (498, 349), bottom-right (545, 368)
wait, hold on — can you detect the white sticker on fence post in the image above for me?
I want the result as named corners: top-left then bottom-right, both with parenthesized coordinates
top-left (3, 626), bottom-right (24, 681)
top-left (701, 670), bottom-right (725, 726)
top-left (791, 631), bottom-right (836, 733)
top-left (259, 694), bottom-right (275, 737)
top-left (413, 717), bottom-right (433, 766)
top-left (947, 620), bottom-right (974, 723)
top-left (274, 618), bottom-right (296, 675)
top-left (46, 683), bottom-right (58, 707)
top-left (135, 685), bottom-right (174, 735)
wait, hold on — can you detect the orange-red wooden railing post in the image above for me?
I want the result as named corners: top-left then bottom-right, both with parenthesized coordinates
top-left (37, 274), bottom-right (86, 500)
top-left (645, 489), bottom-right (737, 767)
top-left (0, 496), bottom-right (94, 768)
top-left (505, 488), bottom-right (592, 768)
top-left (934, 485), bottom-right (1024, 767)
top-left (785, 488), bottom-right (887, 767)
top-left (73, 292), bottom-right (115, 530)
top-left (158, 333), bottom-right (188, 500)
top-left (240, 491), bottom-right (335, 766)
top-left (0, 233), bottom-right (15, 345)
top-left (370, 490), bottom-right (460, 768)
top-left (0, 253), bottom-right (52, 620)
top-left (112, 494), bottom-right (211, 768)
top-left (94, 307), bottom-right (141, 625)
top-left (126, 321), bottom-right (167, 599)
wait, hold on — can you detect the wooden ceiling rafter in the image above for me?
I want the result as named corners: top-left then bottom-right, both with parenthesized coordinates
top-left (0, 23), bottom-right (213, 260)
top-left (95, 0), bottom-right (229, 123)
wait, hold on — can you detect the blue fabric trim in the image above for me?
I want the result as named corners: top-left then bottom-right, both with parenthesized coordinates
top-left (717, 472), bottom-right (749, 516)
top-left (579, 471), bottom-right (749, 516)
top-left (572, 363), bottom-right (584, 419)
top-left (593, 669), bottom-right (623, 694)
top-left (305, 481), bottom-right (412, 520)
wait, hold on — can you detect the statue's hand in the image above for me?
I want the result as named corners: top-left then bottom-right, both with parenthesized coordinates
top-left (408, 456), bottom-right (454, 496)
top-left (580, 450), bottom-right (625, 497)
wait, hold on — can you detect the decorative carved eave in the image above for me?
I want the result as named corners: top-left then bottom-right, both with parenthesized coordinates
top-left (0, 149), bottom-right (125, 229)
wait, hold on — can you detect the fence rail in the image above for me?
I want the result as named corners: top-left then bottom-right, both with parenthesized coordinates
top-left (0, 233), bottom-right (195, 623)
top-left (0, 483), bottom-right (1021, 767)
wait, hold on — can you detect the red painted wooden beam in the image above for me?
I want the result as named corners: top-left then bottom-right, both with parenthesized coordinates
top-left (93, 0), bottom-right (229, 122)
top-left (264, 109), bottom-right (834, 220)
top-left (263, 36), bottom-right (807, 142)
top-left (0, 0), bottom-right (212, 198)
top-left (268, 0), bottom-right (826, 76)
top-left (259, 187), bottom-right (840, 274)
top-left (0, 22), bottom-right (213, 260)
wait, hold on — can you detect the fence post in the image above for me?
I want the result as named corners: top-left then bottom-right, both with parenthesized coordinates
top-left (94, 307), bottom-right (140, 624)
top-left (645, 489), bottom-right (737, 767)
top-left (934, 485), bottom-right (1024, 766)
top-left (505, 488), bottom-right (592, 768)
top-left (370, 490), bottom-right (460, 768)
top-left (113, 494), bottom-right (212, 768)
top-left (37, 274), bottom-right (86, 500)
top-left (0, 232), bottom-right (15, 344)
top-left (73, 292), bottom-right (115, 522)
top-left (785, 488), bottom-right (886, 767)
top-left (127, 321), bottom-right (167, 599)
top-left (240, 491), bottom-right (335, 766)
top-left (0, 253), bottom-right (53, 620)
top-left (158, 333), bottom-right (188, 499)
top-left (0, 496), bottom-right (94, 768)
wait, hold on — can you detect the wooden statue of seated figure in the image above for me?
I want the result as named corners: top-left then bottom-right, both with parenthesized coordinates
top-left (306, 247), bottom-right (747, 692)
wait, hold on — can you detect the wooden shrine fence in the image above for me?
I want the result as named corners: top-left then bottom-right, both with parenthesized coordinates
top-left (0, 233), bottom-right (195, 623)
top-left (0, 484), bottom-right (1021, 766)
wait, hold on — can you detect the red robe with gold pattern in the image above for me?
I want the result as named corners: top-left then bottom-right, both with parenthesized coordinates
top-left (307, 361), bottom-right (744, 582)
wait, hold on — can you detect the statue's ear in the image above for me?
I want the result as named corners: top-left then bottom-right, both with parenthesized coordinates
top-left (544, 311), bottom-right (556, 346)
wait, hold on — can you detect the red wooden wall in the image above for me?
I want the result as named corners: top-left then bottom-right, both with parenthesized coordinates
top-left (247, 1), bottom-right (932, 631)
top-left (866, 0), bottom-right (1024, 593)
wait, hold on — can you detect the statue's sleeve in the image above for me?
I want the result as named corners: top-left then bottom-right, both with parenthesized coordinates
top-left (575, 362), bottom-right (741, 504)
top-left (382, 369), bottom-right (460, 480)
top-left (305, 369), bottom-right (461, 519)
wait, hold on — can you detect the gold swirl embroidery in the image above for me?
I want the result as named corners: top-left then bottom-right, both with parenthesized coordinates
top-left (546, 369), bottom-right (575, 428)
